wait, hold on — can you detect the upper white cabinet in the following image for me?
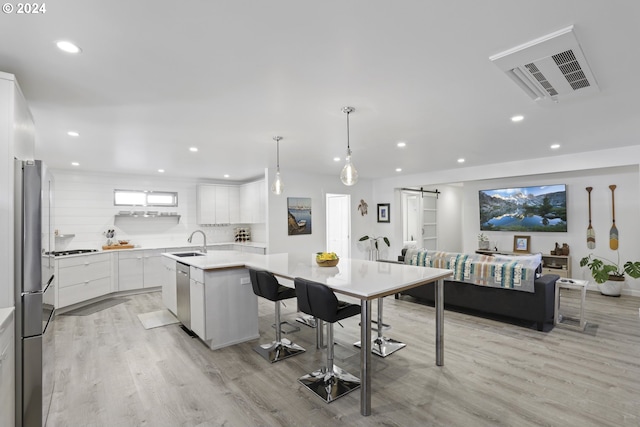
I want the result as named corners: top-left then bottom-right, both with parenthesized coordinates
top-left (197, 184), bottom-right (240, 225)
top-left (240, 179), bottom-right (266, 224)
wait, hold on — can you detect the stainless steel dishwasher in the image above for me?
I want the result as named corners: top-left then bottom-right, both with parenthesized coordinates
top-left (176, 262), bottom-right (191, 330)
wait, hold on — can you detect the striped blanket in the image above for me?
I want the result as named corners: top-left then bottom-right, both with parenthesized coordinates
top-left (405, 249), bottom-right (540, 293)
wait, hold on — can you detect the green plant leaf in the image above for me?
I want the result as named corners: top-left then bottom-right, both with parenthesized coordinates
top-left (383, 237), bottom-right (390, 247)
top-left (359, 236), bottom-right (370, 241)
top-left (624, 261), bottom-right (640, 279)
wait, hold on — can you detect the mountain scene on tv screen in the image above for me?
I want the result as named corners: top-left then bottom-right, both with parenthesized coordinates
top-left (479, 185), bottom-right (567, 232)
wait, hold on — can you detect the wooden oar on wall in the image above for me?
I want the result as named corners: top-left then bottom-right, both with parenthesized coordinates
top-left (609, 184), bottom-right (618, 250)
top-left (586, 187), bottom-right (595, 249)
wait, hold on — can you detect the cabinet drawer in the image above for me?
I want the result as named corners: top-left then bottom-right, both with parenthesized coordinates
top-left (57, 252), bottom-right (110, 268)
top-left (58, 277), bottom-right (112, 308)
top-left (542, 267), bottom-right (568, 278)
top-left (58, 260), bottom-right (110, 288)
top-left (118, 250), bottom-right (144, 260)
top-left (190, 266), bottom-right (204, 283)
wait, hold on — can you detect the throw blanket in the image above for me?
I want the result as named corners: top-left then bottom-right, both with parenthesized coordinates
top-left (405, 249), bottom-right (541, 293)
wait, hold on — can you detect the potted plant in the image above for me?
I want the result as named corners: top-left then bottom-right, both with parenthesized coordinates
top-left (359, 235), bottom-right (390, 261)
top-left (580, 253), bottom-right (640, 296)
top-left (477, 233), bottom-right (490, 250)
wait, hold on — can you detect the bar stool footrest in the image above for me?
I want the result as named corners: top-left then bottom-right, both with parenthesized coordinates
top-left (295, 315), bottom-right (317, 328)
top-left (272, 320), bottom-right (301, 334)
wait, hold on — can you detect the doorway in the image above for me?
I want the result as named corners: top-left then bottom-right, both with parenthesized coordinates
top-left (326, 193), bottom-right (351, 258)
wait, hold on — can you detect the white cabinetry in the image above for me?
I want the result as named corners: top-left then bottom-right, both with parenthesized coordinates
top-left (240, 179), bottom-right (266, 223)
top-left (161, 256), bottom-right (177, 315)
top-left (119, 249), bottom-right (166, 290)
top-left (197, 184), bottom-right (240, 225)
top-left (142, 249), bottom-right (166, 288)
top-left (0, 309), bottom-right (15, 427)
top-left (188, 267), bottom-right (258, 350)
top-left (118, 251), bottom-right (144, 291)
top-left (56, 253), bottom-right (112, 308)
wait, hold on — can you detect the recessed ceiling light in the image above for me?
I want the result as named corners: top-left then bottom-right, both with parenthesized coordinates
top-left (71, 162), bottom-right (79, 166)
top-left (223, 174), bottom-right (230, 178)
top-left (511, 115), bottom-right (524, 122)
top-left (550, 143), bottom-right (561, 150)
top-left (67, 131), bottom-right (79, 137)
top-left (397, 142), bottom-right (406, 148)
top-left (457, 158), bottom-right (465, 163)
top-left (157, 169), bottom-right (165, 173)
top-left (189, 147), bottom-right (198, 152)
top-left (395, 168), bottom-right (402, 172)
top-left (56, 41), bottom-right (82, 54)
top-left (333, 157), bottom-right (340, 162)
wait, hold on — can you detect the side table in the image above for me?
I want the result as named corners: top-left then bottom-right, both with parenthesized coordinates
top-left (554, 278), bottom-right (588, 330)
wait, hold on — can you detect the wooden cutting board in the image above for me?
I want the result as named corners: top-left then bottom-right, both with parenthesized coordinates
top-left (102, 244), bottom-right (135, 250)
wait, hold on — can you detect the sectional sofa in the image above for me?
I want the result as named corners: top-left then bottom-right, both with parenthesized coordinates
top-left (396, 248), bottom-right (559, 331)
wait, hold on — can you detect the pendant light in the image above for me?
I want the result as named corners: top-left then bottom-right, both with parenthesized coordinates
top-left (271, 136), bottom-right (284, 195)
top-left (340, 106), bottom-right (358, 186)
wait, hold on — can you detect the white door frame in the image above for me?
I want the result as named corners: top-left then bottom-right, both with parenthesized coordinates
top-left (326, 193), bottom-right (351, 258)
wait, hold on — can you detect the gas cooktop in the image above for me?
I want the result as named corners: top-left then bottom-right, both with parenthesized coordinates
top-left (47, 249), bottom-right (98, 256)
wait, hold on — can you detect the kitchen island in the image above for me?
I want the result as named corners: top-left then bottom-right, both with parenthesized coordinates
top-left (163, 250), bottom-right (453, 417)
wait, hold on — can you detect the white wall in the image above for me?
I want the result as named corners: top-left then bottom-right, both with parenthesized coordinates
top-left (51, 169), bottom-right (263, 250)
top-left (266, 169), bottom-right (375, 260)
top-left (373, 147), bottom-right (640, 297)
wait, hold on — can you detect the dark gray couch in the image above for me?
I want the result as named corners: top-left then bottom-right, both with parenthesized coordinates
top-left (395, 250), bottom-right (559, 331)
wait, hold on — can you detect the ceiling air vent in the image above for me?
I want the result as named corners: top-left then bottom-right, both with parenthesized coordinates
top-left (490, 26), bottom-right (599, 103)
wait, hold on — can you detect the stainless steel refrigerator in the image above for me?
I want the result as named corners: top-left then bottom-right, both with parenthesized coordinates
top-left (14, 159), bottom-right (55, 427)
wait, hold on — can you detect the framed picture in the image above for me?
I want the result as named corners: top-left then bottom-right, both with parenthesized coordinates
top-left (377, 203), bottom-right (390, 223)
top-left (513, 235), bottom-right (531, 253)
top-left (287, 197), bottom-right (312, 235)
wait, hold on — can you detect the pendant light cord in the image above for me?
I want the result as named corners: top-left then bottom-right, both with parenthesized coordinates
top-left (346, 110), bottom-right (350, 151)
top-left (276, 139), bottom-right (280, 170)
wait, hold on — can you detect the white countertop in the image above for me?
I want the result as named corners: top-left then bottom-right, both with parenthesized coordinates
top-left (163, 250), bottom-right (452, 300)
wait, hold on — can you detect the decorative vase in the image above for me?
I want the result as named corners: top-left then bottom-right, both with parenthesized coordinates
top-left (478, 241), bottom-right (490, 250)
top-left (598, 275), bottom-right (625, 297)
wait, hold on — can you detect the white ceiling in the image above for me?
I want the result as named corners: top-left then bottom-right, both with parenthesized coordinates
top-left (2, 1), bottom-right (640, 182)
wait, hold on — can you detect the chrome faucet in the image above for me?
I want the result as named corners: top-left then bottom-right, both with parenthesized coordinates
top-left (187, 230), bottom-right (207, 253)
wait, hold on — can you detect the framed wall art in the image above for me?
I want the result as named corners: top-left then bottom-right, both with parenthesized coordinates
top-left (287, 197), bottom-right (311, 235)
top-left (513, 235), bottom-right (531, 253)
top-left (377, 203), bottom-right (390, 223)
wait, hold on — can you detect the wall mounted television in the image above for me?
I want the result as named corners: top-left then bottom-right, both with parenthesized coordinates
top-left (479, 184), bottom-right (567, 232)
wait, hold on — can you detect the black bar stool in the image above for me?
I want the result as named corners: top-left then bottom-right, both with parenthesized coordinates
top-left (249, 269), bottom-right (305, 363)
top-left (294, 277), bottom-right (361, 403)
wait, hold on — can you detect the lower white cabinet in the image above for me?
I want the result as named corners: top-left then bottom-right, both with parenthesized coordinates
top-left (142, 249), bottom-right (166, 288)
top-left (188, 266), bottom-right (259, 350)
top-left (118, 251), bottom-right (144, 291)
top-left (0, 309), bottom-right (15, 427)
top-left (161, 256), bottom-right (177, 315)
top-left (57, 253), bottom-right (112, 308)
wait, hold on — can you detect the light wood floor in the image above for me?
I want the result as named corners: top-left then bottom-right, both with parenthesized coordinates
top-left (47, 288), bottom-right (640, 426)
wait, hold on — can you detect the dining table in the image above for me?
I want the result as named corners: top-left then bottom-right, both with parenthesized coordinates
top-left (256, 253), bottom-right (453, 416)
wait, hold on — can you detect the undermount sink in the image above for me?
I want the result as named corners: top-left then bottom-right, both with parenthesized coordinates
top-left (171, 252), bottom-right (205, 257)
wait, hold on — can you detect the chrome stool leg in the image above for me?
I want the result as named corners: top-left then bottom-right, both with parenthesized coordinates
top-left (298, 322), bottom-right (360, 403)
top-left (254, 300), bottom-right (305, 363)
top-left (354, 298), bottom-right (406, 357)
